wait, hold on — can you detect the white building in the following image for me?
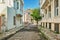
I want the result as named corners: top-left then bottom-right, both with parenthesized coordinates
top-left (0, 0), bottom-right (24, 32)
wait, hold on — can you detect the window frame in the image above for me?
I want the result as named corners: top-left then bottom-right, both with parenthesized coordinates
top-left (17, 2), bottom-right (19, 9)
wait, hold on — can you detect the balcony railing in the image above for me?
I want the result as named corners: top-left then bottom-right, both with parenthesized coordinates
top-left (16, 10), bottom-right (23, 15)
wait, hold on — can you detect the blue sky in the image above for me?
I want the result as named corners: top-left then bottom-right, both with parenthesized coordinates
top-left (24, 0), bottom-right (39, 10)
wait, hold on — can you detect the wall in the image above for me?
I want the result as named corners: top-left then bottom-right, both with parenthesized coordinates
top-left (7, 7), bottom-right (16, 30)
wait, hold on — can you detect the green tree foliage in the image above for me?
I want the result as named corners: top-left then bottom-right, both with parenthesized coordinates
top-left (31, 8), bottom-right (42, 26)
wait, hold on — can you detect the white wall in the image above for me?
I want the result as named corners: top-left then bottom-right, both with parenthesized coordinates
top-left (7, 7), bottom-right (16, 30)
top-left (0, 0), bottom-right (23, 30)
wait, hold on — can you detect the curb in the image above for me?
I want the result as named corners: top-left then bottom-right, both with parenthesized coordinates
top-left (0, 27), bottom-right (24, 40)
top-left (39, 27), bottom-right (57, 40)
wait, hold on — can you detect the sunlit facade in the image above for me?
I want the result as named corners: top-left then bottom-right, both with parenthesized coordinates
top-left (40, 0), bottom-right (60, 33)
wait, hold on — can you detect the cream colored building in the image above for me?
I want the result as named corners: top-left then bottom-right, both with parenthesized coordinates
top-left (40, 0), bottom-right (60, 33)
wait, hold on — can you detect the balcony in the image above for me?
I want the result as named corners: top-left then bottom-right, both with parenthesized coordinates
top-left (15, 9), bottom-right (23, 17)
top-left (16, 14), bottom-right (22, 17)
top-left (16, 9), bottom-right (23, 16)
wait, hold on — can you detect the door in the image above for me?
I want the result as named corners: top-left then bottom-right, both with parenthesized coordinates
top-left (46, 23), bottom-right (47, 28)
top-left (54, 23), bottom-right (59, 33)
top-left (49, 23), bottom-right (51, 29)
top-left (43, 23), bottom-right (44, 27)
top-left (14, 16), bottom-right (16, 25)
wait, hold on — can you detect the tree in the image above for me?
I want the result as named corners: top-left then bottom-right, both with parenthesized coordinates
top-left (31, 8), bottom-right (42, 26)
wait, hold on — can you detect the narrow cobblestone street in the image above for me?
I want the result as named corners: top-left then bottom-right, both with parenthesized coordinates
top-left (7, 24), bottom-right (41, 40)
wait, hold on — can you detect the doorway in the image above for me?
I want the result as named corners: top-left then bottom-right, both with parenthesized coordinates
top-left (54, 23), bottom-right (59, 33)
top-left (49, 23), bottom-right (51, 29)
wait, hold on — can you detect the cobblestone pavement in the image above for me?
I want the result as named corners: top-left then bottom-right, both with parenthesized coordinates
top-left (7, 25), bottom-right (41, 40)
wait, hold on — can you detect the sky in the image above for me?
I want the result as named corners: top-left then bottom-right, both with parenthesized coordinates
top-left (24, 0), bottom-right (39, 10)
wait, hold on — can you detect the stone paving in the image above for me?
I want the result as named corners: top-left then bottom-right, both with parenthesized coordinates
top-left (0, 27), bottom-right (24, 40)
top-left (7, 25), bottom-right (41, 40)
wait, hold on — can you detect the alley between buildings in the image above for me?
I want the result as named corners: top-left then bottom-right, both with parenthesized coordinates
top-left (6, 24), bottom-right (45, 40)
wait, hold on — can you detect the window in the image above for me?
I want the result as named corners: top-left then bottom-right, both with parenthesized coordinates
top-left (54, 0), bottom-right (58, 16)
top-left (56, 7), bottom-right (58, 16)
top-left (56, 0), bottom-right (58, 16)
top-left (14, 16), bottom-right (16, 25)
top-left (55, 7), bottom-right (58, 16)
top-left (14, 1), bottom-right (15, 9)
top-left (49, 6), bottom-right (51, 18)
top-left (17, 2), bottom-right (19, 9)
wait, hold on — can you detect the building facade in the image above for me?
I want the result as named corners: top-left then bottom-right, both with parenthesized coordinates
top-left (40, 0), bottom-right (60, 33)
top-left (24, 9), bottom-right (32, 24)
top-left (24, 9), bottom-right (37, 25)
top-left (0, 0), bottom-right (24, 33)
